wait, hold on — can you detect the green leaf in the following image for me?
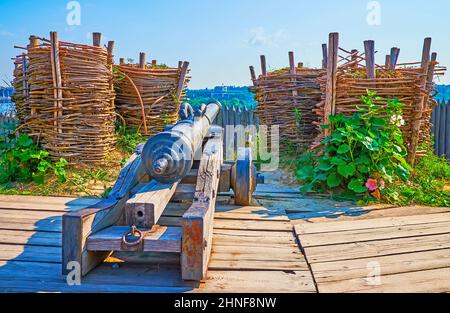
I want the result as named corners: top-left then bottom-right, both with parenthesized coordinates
top-left (330, 157), bottom-right (346, 166)
top-left (358, 164), bottom-right (370, 174)
top-left (296, 166), bottom-right (314, 180)
top-left (337, 163), bottom-right (356, 178)
top-left (337, 144), bottom-right (351, 154)
top-left (327, 173), bottom-right (342, 188)
top-left (17, 135), bottom-right (33, 148)
top-left (348, 178), bottom-right (368, 193)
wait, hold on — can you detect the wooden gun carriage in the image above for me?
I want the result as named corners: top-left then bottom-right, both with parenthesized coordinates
top-left (62, 102), bottom-right (262, 281)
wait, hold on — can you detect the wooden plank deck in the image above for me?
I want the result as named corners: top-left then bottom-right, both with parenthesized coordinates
top-left (0, 193), bottom-right (315, 293)
top-left (1, 188), bottom-right (448, 293)
top-left (293, 205), bottom-right (450, 293)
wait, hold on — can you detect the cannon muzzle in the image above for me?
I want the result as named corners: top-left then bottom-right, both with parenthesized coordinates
top-left (141, 102), bottom-right (221, 183)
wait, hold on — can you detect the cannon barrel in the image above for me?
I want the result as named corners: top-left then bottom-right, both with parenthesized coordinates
top-left (142, 102), bottom-right (221, 183)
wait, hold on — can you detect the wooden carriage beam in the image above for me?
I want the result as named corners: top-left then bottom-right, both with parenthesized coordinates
top-left (62, 151), bottom-right (149, 276)
top-left (181, 133), bottom-right (223, 281)
top-left (125, 180), bottom-right (179, 228)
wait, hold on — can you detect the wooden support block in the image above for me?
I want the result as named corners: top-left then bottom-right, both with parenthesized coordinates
top-left (364, 40), bottom-right (376, 78)
top-left (182, 135), bottom-right (223, 281)
top-left (87, 226), bottom-right (181, 253)
top-left (125, 180), bottom-right (179, 228)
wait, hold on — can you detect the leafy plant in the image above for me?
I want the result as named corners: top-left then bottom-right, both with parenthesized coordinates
top-left (0, 134), bottom-right (68, 184)
top-left (297, 91), bottom-right (411, 197)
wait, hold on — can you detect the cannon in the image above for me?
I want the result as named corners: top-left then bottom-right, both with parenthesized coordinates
top-left (62, 102), bottom-right (263, 282)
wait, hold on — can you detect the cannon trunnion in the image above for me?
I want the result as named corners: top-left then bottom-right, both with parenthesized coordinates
top-left (62, 102), bottom-right (262, 282)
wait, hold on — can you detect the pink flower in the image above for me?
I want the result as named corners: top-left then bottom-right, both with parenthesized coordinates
top-left (379, 179), bottom-right (385, 189)
top-left (365, 178), bottom-right (378, 192)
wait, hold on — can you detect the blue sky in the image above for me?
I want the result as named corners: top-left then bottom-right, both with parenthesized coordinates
top-left (0, 0), bottom-right (449, 88)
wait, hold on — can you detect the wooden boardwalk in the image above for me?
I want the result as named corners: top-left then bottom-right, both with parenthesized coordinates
top-left (293, 204), bottom-right (450, 293)
top-left (1, 191), bottom-right (449, 293)
top-left (0, 193), bottom-right (315, 293)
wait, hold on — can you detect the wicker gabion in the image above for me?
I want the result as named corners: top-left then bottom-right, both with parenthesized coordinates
top-left (313, 34), bottom-right (446, 163)
top-left (250, 53), bottom-right (322, 150)
top-left (114, 58), bottom-right (190, 136)
top-left (13, 33), bottom-right (116, 164)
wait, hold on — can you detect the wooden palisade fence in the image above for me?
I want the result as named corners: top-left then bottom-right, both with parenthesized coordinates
top-left (432, 100), bottom-right (450, 160)
top-left (214, 103), bottom-right (259, 160)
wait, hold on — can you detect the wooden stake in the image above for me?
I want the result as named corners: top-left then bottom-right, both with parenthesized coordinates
top-left (324, 33), bottom-right (339, 135)
top-left (92, 32), bottom-right (102, 47)
top-left (139, 52), bottom-right (146, 69)
top-left (176, 61), bottom-right (189, 100)
top-left (322, 44), bottom-right (328, 69)
top-left (364, 40), bottom-right (375, 78)
top-left (288, 51), bottom-right (298, 97)
top-left (249, 66), bottom-right (256, 84)
top-left (408, 37), bottom-right (432, 165)
top-left (385, 55), bottom-right (391, 69)
top-left (351, 49), bottom-right (358, 69)
top-left (50, 31), bottom-right (63, 135)
top-left (390, 47), bottom-right (400, 70)
top-left (288, 51), bottom-right (296, 75)
top-left (260, 55), bottom-right (267, 76)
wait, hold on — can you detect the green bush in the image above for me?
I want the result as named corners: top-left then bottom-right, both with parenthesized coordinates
top-left (297, 91), bottom-right (411, 196)
top-left (0, 134), bottom-right (68, 184)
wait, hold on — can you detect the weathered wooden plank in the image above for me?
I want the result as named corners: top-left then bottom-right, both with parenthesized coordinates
top-left (295, 212), bottom-right (450, 235)
top-left (304, 233), bottom-right (450, 263)
top-left (0, 216), bottom-right (62, 231)
top-left (87, 226), bottom-right (181, 253)
top-left (214, 219), bottom-right (292, 232)
top-left (208, 259), bottom-right (307, 271)
top-left (181, 135), bottom-right (223, 281)
top-left (311, 248), bottom-right (450, 283)
top-left (197, 270), bottom-right (316, 293)
top-left (125, 180), bottom-right (178, 228)
top-left (0, 229), bottom-right (61, 247)
top-left (299, 220), bottom-right (450, 247)
top-left (317, 267), bottom-right (450, 293)
top-left (0, 243), bottom-right (61, 263)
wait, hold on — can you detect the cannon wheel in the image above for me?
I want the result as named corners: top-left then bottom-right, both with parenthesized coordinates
top-left (232, 147), bottom-right (255, 206)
